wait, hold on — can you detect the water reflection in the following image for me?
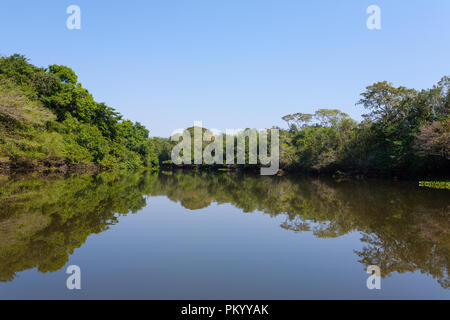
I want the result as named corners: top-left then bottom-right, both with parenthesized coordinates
top-left (0, 171), bottom-right (448, 289)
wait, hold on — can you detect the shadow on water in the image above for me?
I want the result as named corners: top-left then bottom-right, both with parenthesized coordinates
top-left (0, 170), bottom-right (448, 289)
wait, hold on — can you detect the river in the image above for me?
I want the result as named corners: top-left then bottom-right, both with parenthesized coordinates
top-left (0, 171), bottom-right (448, 299)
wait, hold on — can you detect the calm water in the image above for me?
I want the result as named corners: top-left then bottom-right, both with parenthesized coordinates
top-left (0, 171), bottom-right (448, 300)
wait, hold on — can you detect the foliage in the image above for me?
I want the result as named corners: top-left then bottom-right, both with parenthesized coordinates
top-left (415, 119), bottom-right (450, 160)
top-left (151, 136), bottom-right (177, 164)
top-left (419, 181), bottom-right (450, 190)
top-left (0, 54), bottom-right (158, 171)
top-left (1, 53), bottom-right (447, 177)
top-left (279, 79), bottom-right (449, 176)
top-left (280, 109), bottom-right (357, 170)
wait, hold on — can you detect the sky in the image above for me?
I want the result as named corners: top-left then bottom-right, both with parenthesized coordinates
top-left (0, 0), bottom-right (449, 137)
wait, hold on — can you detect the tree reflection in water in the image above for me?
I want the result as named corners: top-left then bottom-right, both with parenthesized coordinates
top-left (0, 171), bottom-right (448, 288)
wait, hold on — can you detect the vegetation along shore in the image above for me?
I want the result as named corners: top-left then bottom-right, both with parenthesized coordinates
top-left (0, 54), bottom-right (448, 179)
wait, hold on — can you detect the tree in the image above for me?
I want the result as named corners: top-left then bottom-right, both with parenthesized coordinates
top-left (314, 109), bottom-right (350, 127)
top-left (415, 119), bottom-right (450, 160)
top-left (282, 113), bottom-right (313, 131)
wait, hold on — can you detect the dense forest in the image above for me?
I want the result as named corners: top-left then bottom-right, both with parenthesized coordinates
top-left (154, 79), bottom-right (449, 178)
top-left (0, 54), bottom-right (448, 177)
top-left (0, 54), bottom-right (159, 172)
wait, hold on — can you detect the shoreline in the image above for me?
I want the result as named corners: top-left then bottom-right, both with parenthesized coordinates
top-left (1, 163), bottom-right (448, 183)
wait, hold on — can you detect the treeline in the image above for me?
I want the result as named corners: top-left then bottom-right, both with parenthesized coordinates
top-left (1, 54), bottom-right (448, 177)
top-left (279, 79), bottom-right (449, 176)
top-left (152, 78), bottom-right (449, 177)
top-left (0, 54), bottom-right (159, 172)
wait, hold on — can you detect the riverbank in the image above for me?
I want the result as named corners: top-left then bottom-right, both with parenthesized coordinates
top-left (1, 161), bottom-right (448, 183)
top-left (159, 162), bottom-right (450, 182)
top-left (0, 158), bottom-right (103, 175)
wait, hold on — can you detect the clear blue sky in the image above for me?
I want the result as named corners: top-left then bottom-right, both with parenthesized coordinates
top-left (1, 0), bottom-right (449, 137)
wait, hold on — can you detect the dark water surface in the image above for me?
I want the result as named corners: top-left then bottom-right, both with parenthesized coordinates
top-left (0, 171), bottom-right (448, 299)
